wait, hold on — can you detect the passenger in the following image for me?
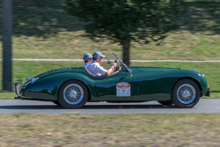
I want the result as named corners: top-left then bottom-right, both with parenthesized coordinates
top-left (83, 53), bottom-right (93, 69)
top-left (87, 51), bottom-right (117, 76)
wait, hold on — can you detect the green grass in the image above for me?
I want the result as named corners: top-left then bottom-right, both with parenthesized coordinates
top-left (0, 61), bottom-right (219, 99)
top-left (0, 113), bottom-right (219, 146)
top-left (0, 0), bottom-right (220, 60)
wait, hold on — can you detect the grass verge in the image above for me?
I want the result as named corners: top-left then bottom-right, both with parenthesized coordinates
top-left (0, 0), bottom-right (220, 60)
top-left (0, 61), bottom-right (219, 99)
top-left (0, 113), bottom-right (219, 146)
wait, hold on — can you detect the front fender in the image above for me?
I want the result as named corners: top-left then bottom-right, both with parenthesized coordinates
top-left (23, 73), bottom-right (95, 100)
top-left (171, 70), bottom-right (209, 96)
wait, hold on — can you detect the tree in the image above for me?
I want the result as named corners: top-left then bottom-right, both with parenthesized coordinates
top-left (64, 0), bottom-right (183, 66)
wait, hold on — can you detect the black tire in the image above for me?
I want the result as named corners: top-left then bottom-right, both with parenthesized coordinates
top-left (58, 80), bottom-right (89, 109)
top-left (157, 100), bottom-right (173, 105)
top-left (172, 79), bottom-right (200, 108)
top-left (53, 101), bottom-right (61, 106)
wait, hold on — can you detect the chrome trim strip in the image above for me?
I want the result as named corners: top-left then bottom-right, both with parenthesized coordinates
top-left (187, 69), bottom-right (196, 72)
top-left (14, 82), bottom-right (25, 97)
top-left (14, 83), bottom-right (18, 95)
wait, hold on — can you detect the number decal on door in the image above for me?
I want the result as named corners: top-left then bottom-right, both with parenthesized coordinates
top-left (116, 82), bottom-right (130, 97)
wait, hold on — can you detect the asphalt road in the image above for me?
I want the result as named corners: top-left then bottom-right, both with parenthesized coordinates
top-left (0, 99), bottom-right (219, 114)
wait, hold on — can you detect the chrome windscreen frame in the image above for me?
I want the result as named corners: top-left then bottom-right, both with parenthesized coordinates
top-left (106, 53), bottom-right (132, 76)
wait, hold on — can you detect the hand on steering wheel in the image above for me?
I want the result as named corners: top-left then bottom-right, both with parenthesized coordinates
top-left (112, 63), bottom-right (117, 69)
top-left (115, 65), bottom-right (121, 71)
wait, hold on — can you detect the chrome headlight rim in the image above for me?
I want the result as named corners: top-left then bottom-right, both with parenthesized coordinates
top-left (25, 77), bottom-right (39, 86)
top-left (31, 78), bottom-right (38, 83)
top-left (198, 73), bottom-right (205, 77)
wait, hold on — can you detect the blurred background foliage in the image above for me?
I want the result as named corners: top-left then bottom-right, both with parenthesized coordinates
top-left (64, 0), bottom-right (184, 65)
top-left (0, 0), bottom-right (219, 61)
top-left (0, 0), bottom-right (84, 37)
top-left (0, 0), bottom-right (220, 60)
top-left (0, 0), bottom-right (219, 37)
top-left (0, 0), bottom-right (219, 59)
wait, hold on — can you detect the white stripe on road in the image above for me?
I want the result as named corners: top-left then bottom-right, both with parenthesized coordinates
top-left (1, 58), bottom-right (220, 62)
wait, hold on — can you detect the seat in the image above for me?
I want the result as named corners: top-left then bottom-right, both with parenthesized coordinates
top-left (84, 68), bottom-right (105, 77)
top-left (84, 68), bottom-right (119, 78)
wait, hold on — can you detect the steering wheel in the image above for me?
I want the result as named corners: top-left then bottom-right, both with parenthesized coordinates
top-left (110, 65), bottom-right (121, 74)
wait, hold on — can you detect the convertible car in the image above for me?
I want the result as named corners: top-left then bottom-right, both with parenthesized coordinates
top-left (14, 53), bottom-right (210, 108)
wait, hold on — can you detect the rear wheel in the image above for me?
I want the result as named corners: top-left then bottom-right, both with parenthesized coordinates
top-left (58, 80), bottom-right (89, 109)
top-left (172, 79), bottom-right (200, 108)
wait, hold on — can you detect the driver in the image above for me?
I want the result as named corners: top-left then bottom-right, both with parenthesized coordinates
top-left (87, 51), bottom-right (117, 76)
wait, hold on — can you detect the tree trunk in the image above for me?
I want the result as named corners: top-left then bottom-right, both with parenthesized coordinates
top-left (121, 40), bottom-right (131, 67)
top-left (2, 0), bottom-right (12, 91)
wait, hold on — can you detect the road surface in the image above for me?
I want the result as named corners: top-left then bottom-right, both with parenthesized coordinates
top-left (0, 99), bottom-right (219, 114)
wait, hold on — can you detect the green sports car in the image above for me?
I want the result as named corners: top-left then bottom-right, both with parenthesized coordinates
top-left (14, 53), bottom-right (210, 108)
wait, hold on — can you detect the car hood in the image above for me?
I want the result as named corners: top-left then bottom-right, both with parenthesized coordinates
top-left (134, 67), bottom-right (182, 73)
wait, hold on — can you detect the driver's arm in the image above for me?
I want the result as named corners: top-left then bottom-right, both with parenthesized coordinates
top-left (105, 63), bottom-right (117, 76)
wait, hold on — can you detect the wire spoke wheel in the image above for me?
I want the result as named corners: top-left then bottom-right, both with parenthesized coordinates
top-left (58, 80), bottom-right (89, 109)
top-left (172, 79), bottom-right (200, 108)
top-left (63, 84), bottom-right (84, 105)
top-left (177, 84), bottom-right (196, 104)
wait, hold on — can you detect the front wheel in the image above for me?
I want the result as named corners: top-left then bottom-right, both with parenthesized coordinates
top-left (58, 80), bottom-right (89, 109)
top-left (172, 79), bottom-right (200, 108)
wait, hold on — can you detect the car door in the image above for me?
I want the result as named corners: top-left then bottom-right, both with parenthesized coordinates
top-left (92, 70), bottom-right (133, 101)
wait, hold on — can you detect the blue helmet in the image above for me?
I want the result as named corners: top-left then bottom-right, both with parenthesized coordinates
top-left (83, 53), bottom-right (93, 61)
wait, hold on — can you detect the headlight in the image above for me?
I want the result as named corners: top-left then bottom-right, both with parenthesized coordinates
top-left (26, 77), bottom-right (38, 84)
top-left (31, 78), bottom-right (38, 83)
top-left (198, 73), bottom-right (205, 77)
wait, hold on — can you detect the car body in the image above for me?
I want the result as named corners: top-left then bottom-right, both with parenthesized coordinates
top-left (14, 53), bottom-right (210, 108)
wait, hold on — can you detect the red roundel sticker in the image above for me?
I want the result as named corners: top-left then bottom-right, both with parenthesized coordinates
top-left (117, 82), bottom-right (130, 88)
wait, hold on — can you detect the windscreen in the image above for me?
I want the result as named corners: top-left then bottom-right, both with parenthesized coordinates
top-left (106, 53), bottom-right (122, 67)
top-left (106, 53), bottom-right (132, 74)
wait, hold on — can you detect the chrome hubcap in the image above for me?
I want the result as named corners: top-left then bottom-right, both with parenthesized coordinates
top-left (183, 91), bottom-right (190, 98)
top-left (70, 91), bottom-right (77, 98)
top-left (177, 84), bottom-right (196, 104)
top-left (63, 84), bottom-right (84, 105)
